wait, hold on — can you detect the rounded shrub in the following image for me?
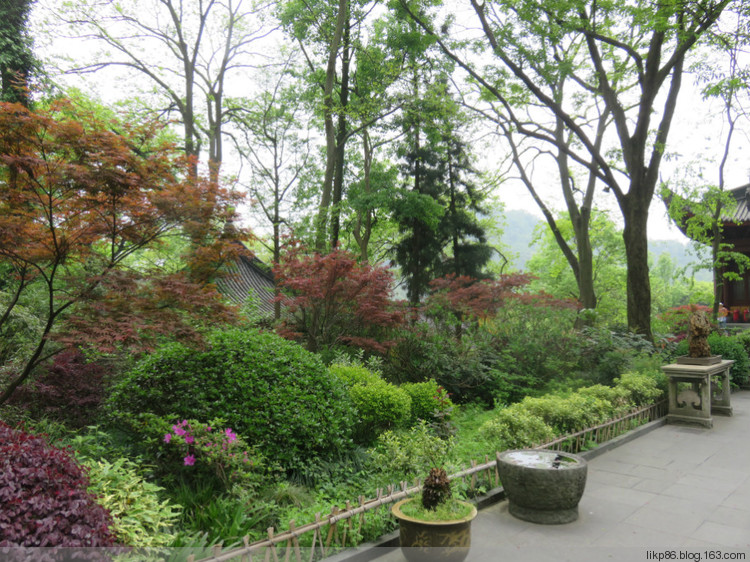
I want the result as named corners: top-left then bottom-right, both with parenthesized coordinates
top-left (575, 384), bottom-right (631, 415)
top-left (106, 328), bottom-right (354, 469)
top-left (478, 406), bottom-right (556, 451)
top-left (329, 363), bottom-right (382, 387)
top-left (348, 380), bottom-right (411, 443)
top-left (0, 422), bottom-right (116, 547)
top-left (401, 380), bottom-right (453, 423)
top-left (613, 371), bottom-right (665, 406)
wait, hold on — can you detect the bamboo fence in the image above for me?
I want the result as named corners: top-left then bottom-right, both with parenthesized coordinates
top-left (186, 399), bottom-right (668, 562)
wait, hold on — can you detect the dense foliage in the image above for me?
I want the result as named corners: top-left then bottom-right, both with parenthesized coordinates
top-left (479, 370), bottom-right (664, 451)
top-left (0, 422), bottom-right (116, 547)
top-left (274, 242), bottom-right (404, 354)
top-left (106, 328), bottom-right (354, 469)
top-left (0, 98), bottom-right (243, 406)
top-left (8, 350), bottom-right (107, 428)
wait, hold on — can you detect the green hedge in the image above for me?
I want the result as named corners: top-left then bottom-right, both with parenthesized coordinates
top-left (401, 380), bottom-right (453, 423)
top-left (329, 364), bottom-right (411, 443)
top-left (106, 328), bottom-right (354, 469)
top-left (478, 406), bottom-right (556, 450)
top-left (478, 370), bottom-right (666, 452)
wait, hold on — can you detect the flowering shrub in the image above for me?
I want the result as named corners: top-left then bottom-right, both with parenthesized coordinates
top-left (0, 422), bottom-right (116, 547)
top-left (107, 328), bottom-right (353, 470)
top-left (162, 419), bottom-right (263, 491)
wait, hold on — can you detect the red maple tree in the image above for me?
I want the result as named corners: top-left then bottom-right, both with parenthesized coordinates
top-left (273, 240), bottom-right (404, 353)
top-left (0, 98), bottom-right (246, 404)
top-left (425, 274), bottom-right (579, 337)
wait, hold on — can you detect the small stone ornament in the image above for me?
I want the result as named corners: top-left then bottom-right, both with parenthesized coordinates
top-left (688, 310), bottom-right (711, 358)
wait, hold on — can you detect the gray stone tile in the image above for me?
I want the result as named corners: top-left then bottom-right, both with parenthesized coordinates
top-left (708, 505), bottom-right (750, 529)
top-left (686, 465), bottom-right (750, 487)
top-left (630, 464), bottom-right (681, 481)
top-left (635, 493), bottom-right (715, 518)
top-left (692, 521), bottom-right (750, 548)
top-left (674, 473), bottom-right (744, 494)
top-left (590, 522), bottom-right (685, 547)
top-left (634, 478), bottom-right (678, 494)
top-left (660, 483), bottom-right (731, 504)
top-left (585, 485), bottom-right (657, 509)
top-left (720, 491), bottom-right (750, 512)
top-left (624, 505), bottom-right (705, 535)
top-left (587, 470), bottom-right (643, 489)
top-left (681, 537), bottom-right (729, 549)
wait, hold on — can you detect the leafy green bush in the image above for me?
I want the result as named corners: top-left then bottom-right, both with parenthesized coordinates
top-left (106, 328), bottom-right (354, 469)
top-left (576, 384), bottom-right (631, 416)
top-left (348, 380), bottom-right (411, 443)
top-left (368, 421), bottom-right (453, 481)
top-left (519, 394), bottom-right (611, 433)
top-left (83, 456), bottom-right (180, 547)
top-left (478, 406), bottom-right (556, 451)
top-left (384, 327), bottom-right (521, 406)
top-left (401, 380), bottom-right (453, 423)
top-left (576, 326), bottom-right (664, 385)
top-left (614, 371), bottom-right (665, 406)
top-left (329, 363), bottom-right (382, 386)
top-left (673, 333), bottom-right (749, 387)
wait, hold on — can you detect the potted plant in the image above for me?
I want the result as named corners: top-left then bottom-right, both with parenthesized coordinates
top-left (391, 467), bottom-right (477, 562)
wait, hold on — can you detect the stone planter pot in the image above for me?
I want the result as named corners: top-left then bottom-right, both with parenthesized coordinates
top-left (496, 449), bottom-right (587, 524)
top-left (391, 498), bottom-right (477, 562)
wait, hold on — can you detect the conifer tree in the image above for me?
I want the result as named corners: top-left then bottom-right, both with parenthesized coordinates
top-left (0, 0), bottom-right (36, 106)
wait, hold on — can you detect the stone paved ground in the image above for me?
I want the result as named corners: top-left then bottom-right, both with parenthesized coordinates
top-left (363, 391), bottom-right (750, 562)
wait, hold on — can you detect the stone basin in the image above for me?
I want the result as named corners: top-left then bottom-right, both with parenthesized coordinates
top-left (496, 449), bottom-right (587, 524)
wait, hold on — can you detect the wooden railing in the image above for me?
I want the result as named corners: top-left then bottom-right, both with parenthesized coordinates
top-left (187, 399), bottom-right (668, 562)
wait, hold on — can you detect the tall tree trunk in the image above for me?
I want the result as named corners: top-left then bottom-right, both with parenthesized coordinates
top-left (314, 0), bottom-right (348, 251)
top-left (353, 129), bottom-right (373, 262)
top-left (330, 17), bottom-right (351, 249)
top-left (621, 193), bottom-right (652, 339)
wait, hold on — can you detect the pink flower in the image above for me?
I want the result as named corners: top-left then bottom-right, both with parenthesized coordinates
top-left (225, 428), bottom-right (237, 443)
top-left (173, 426), bottom-right (186, 436)
top-left (184, 455), bottom-right (196, 466)
top-left (163, 433), bottom-right (172, 443)
top-left (184, 435), bottom-right (195, 445)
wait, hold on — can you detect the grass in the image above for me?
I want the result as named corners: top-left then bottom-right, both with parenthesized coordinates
top-left (447, 403), bottom-right (496, 465)
top-left (398, 497), bottom-right (474, 521)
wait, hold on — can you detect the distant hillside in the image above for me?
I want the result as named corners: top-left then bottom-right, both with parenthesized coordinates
top-left (497, 209), bottom-right (710, 282)
top-left (495, 209), bottom-right (542, 270)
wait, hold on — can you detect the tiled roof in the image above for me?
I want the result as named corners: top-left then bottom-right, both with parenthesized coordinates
top-left (726, 184), bottom-right (750, 224)
top-left (215, 250), bottom-right (276, 317)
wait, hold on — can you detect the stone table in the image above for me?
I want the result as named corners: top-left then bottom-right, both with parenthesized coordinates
top-left (661, 359), bottom-right (734, 428)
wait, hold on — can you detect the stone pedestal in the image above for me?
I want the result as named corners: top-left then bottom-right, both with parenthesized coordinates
top-left (661, 360), bottom-right (734, 428)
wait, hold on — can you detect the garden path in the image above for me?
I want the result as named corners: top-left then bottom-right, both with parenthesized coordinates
top-left (361, 390), bottom-right (750, 562)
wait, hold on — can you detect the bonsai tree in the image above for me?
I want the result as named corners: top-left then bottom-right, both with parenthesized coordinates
top-left (422, 467), bottom-right (451, 511)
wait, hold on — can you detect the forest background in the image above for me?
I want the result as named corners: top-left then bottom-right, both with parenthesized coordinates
top-left (4, 0), bottom-right (750, 551)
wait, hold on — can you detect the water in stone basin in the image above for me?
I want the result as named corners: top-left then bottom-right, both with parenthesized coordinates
top-left (504, 450), bottom-right (577, 469)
